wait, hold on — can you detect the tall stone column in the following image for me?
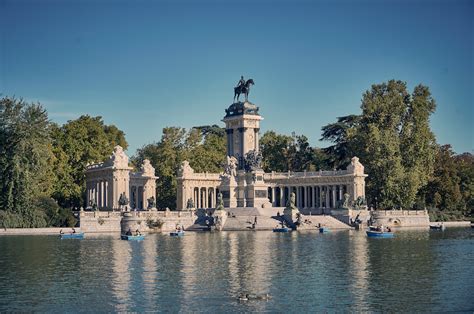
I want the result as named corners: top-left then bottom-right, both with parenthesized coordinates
top-left (332, 186), bottom-right (336, 208)
top-left (325, 186), bottom-right (330, 208)
top-left (254, 128), bottom-right (260, 151)
top-left (102, 180), bottom-right (105, 208)
top-left (105, 180), bottom-right (109, 209)
top-left (339, 185), bottom-right (343, 201)
top-left (197, 188), bottom-right (201, 209)
top-left (135, 186), bottom-right (139, 209)
top-left (312, 186), bottom-right (315, 209)
top-left (280, 187), bottom-right (284, 207)
top-left (241, 127), bottom-right (247, 157)
top-left (95, 181), bottom-right (99, 207)
top-left (306, 186), bottom-right (310, 208)
top-left (297, 186), bottom-right (302, 208)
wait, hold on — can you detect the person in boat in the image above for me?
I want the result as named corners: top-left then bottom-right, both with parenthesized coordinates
top-left (387, 226), bottom-right (391, 232)
top-left (135, 229), bottom-right (141, 236)
top-left (72, 228), bottom-right (76, 234)
top-left (126, 228), bottom-right (132, 236)
top-left (59, 229), bottom-right (64, 235)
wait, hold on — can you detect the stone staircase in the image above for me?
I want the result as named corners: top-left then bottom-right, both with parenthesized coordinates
top-left (185, 207), bottom-right (352, 231)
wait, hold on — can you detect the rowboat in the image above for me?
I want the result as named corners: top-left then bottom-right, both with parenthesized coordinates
top-left (366, 230), bottom-right (394, 238)
top-left (319, 227), bottom-right (330, 233)
top-left (170, 231), bottom-right (185, 237)
top-left (121, 234), bottom-right (145, 241)
top-left (273, 227), bottom-right (291, 233)
top-left (429, 224), bottom-right (445, 230)
top-left (60, 232), bottom-right (84, 239)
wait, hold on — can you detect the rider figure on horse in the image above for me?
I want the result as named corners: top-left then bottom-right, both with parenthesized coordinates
top-left (236, 76), bottom-right (245, 90)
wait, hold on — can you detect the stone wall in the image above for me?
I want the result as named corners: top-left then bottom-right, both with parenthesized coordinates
top-left (79, 211), bottom-right (122, 233)
top-left (370, 210), bottom-right (430, 227)
top-left (120, 210), bottom-right (196, 233)
top-left (0, 227), bottom-right (80, 235)
top-left (78, 210), bottom-right (197, 233)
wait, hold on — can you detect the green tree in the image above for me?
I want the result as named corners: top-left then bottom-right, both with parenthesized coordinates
top-left (321, 80), bottom-right (437, 209)
top-left (260, 131), bottom-right (328, 172)
top-left (320, 115), bottom-right (361, 169)
top-left (260, 131), bottom-right (294, 172)
top-left (0, 97), bottom-right (52, 227)
top-left (51, 115), bottom-right (128, 208)
top-left (134, 126), bottom-right (226, 210)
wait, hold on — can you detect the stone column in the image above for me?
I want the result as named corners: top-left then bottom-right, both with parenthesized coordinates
top-left (95, 181), bottom-right (99, 207)
top-left (325, 186), bottom-right (330, 208)
top-left (242, 128), bottom-right (247, 156)
top-left (102, 181), bottom-right (106, 208)
top-left (197, 188), bottom-right (201, 209)
top-left (312, 186), bottom-right (315, 209)
top-left (270, 187), bottom-right (276, 207)
top-left (297, 186), bottom-right (302, 208)
top-left (135, 186), bottom-right (139, 209)
top-left (254, 128), bottom-right (260, 151)
top-left (113, 179), bottom-right (118, 209)
top-left (143, 186), bottom-right (147, 209)
top-left (339, 185), bottom-right (343, 202)
top-left (280, 187), bottom-right (284, 207)
top-left (105, 180), bottom-right (109, 209)
top-left (308, 187), bottom-right (311, 208)
top-left (332, 186), bottom-right (336, 208)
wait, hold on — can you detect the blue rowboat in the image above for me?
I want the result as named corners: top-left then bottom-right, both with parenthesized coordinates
top-left (273, 227), bottom-right (290, 233)
top-left (319, 227), bottom-right (330, 233)
top-left (60, 232), bottom-right (84, 239)
top-left (121, 234), bottom-right (145, 241)
top-left (366, 230), bottom-right (394, 238)
top-left (170, 231), bottom-right (185, 237)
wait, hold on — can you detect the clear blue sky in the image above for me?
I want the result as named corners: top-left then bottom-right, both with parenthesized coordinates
top-left (1, 0), bottom-right (472, 155)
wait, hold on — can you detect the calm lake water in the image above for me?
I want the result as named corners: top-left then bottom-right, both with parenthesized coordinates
top-left (0, 228), bottom-right (473, 312)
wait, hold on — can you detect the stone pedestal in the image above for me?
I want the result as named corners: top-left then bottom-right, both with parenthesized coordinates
top-left (220, 175), bottom-right (238, 208)
top-left (283, 206), bottom-right (300, 226)
top-left (245, 169), bottom-right (271, 208)
top-left (236, 170), bottom-right (247, 207)
top-left (213, 209), bottom-right (227, 231)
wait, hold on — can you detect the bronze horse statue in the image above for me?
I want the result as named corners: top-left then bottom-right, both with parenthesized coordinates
top-left (234, 79), bottom-right (254, 102)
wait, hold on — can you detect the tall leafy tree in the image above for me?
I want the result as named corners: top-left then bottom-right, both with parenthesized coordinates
top-left (320, 115), bottom-right (361, 169)
top-left (0, 97), bottom-right (52, 227)
top-left (51, 115), bottom-right (128, 208)
top-left (134, 126), bottom-right (226, 210)
top-left (321, 80), bottom-right (438, 209)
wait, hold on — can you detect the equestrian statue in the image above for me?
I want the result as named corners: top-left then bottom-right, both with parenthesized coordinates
top-left (233, 76), bottom-right (255, 103)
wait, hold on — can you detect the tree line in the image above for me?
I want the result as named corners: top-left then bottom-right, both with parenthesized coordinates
top-left (0, 80), bottom-right (472, 227)
top-left (0, 97), bottom-right (127, 228)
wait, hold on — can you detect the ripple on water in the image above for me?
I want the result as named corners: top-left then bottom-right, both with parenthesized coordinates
top-left (0, 228), bottom-right (473, 312)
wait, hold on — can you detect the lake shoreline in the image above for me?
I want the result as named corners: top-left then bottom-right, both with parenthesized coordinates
top-left (0, 220), bottom-right (471, 236)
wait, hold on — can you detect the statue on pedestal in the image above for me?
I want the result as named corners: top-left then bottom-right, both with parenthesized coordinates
top-left (223, 155), bottom-right (238, 177)
top-left (147, 196), bottom-right (156, 209)
top-left (118, 192), bottom-right (129, 211)
top-left (286, 192), bottom-right (298, 210)
top-left (338, 193), bottom-right (350, 209)
top-left (233, 76), bottom-right (255, 102)
top-left (186, 198), bottom-right (195, 210)
top-left (215, 192), bottom-right (225, 211)
top-left (354, 196), bottom-right (367, 210)
top-left (244, 150), bottom-right (263, 172)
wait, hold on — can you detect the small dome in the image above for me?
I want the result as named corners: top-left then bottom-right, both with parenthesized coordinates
top-left (225, 101), bottom-right (259, 117)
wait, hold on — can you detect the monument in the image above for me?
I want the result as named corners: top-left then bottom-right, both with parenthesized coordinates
top-left (176, 76), bottom-right (367, 229)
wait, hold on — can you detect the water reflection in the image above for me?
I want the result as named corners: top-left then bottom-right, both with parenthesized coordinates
top-left (0, 228), bottom-right (473, 312)
top-left (111, 236), bottom-right (132, 312)
top-left (349, 230), bottom-right (369, 309)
